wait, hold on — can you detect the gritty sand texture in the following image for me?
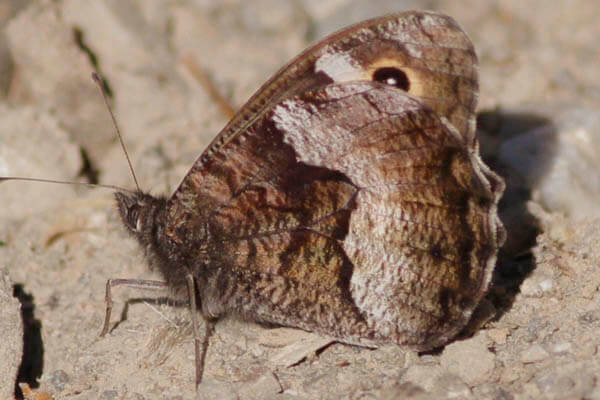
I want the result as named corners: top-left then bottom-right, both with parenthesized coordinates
top-left (2, 1), bottom-right (600, 399)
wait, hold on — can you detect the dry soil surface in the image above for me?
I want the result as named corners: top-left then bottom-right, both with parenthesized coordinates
top-left (2, 1), bottom-right (600, 399)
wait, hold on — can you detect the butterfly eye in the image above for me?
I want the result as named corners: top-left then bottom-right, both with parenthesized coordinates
top-left (127, 205), bottom-right (140, 231)
top-left (372, 67), bottom-right (410, 91)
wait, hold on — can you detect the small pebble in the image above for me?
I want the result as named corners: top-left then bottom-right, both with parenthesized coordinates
top-left (440, 333), bottom-right (495, 385)
top-left (520, 344), bottom-right (549, 363)
top-left (49, 369), bottom-right (70, 391)
top-left (552, 342), bottom-right (571, 353)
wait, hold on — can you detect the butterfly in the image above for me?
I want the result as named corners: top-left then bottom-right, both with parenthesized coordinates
top-left (5, 10), bottom-right (505, 391)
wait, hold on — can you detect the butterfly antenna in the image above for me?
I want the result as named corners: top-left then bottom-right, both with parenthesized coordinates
top-left (92, 72), bottom-right (141, 191)
top-left (0, 176), bottom-right (133, 193)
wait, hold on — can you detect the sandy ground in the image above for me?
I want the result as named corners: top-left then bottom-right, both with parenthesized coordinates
top-left (2, 0), bottom-right (600, 399)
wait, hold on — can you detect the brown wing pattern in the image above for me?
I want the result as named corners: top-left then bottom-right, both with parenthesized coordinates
top-left (171, 10), bottom-right (478, 201)
top-left (162, 12), bottom-right (501, 349)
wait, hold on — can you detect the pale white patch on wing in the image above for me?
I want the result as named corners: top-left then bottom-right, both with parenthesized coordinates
top-left (314, 46), bottom-right (362, 82)
top-left (419, 12), bottom-right (441, 29)
top-left (403, 43), bottom-right (423, 58)
top-left (380, 19), bottom-right (414, 43)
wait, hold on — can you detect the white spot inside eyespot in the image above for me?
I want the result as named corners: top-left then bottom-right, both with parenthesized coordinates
top-left (136, 218), bottom-right (142, 232)
top-left (383, 77), bottom-right (398, 86)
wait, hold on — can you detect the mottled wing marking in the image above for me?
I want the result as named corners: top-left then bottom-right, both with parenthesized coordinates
top-left (168, 11), bottom-right (477, 213)
top-left (271, 82), bottom-right (502, 347)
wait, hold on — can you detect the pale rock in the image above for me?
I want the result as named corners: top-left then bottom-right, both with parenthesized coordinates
top-left (440, 332), bottom-right (496, 386)
top-left (499, 106), bottom-right (600, 220)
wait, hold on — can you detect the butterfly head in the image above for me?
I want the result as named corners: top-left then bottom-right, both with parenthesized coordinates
top-left (115, 190), bottom-right (166, 244)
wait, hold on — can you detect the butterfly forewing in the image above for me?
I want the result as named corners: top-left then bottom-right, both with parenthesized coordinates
top-left (174, 10), bottom-right (478, 189)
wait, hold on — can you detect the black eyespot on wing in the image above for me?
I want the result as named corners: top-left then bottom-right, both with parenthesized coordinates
top-left (372, 67), bottom-right (410, 91)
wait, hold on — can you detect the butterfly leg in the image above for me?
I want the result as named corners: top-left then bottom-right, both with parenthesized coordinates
top-left (100, 278), bottom-right (169, 337)
top-left (185, 274), bottom-right (215, 392)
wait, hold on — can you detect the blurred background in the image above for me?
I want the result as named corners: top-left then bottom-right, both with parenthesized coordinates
top-left (1, 1), bottom-right (600, 399)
